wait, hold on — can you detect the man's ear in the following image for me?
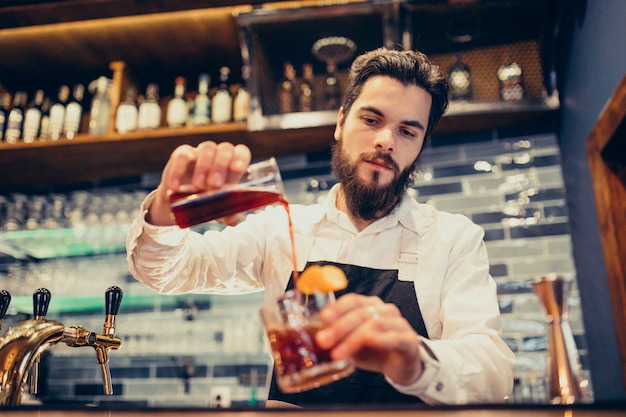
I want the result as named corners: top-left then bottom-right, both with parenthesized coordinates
top-left (333, 107), bottom-right (345, 141)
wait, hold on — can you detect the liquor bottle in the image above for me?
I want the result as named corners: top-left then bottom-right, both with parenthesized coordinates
top-left (323, 63), bottom-right (340, 110)
top-left (166, 76), bottom-right (187, 128)
top-left (233, 65), bottom-right (251, 122)
top-left (298, 63), bottom-right (315, 112)
top-left (49, 85), bottom-right (70, 140)
top-left (0, 92), bottom-right (10, 141)
top-left (137, 83), bottom-right (161, 130)
top-left (88, 76), bottom-right (111, 135)
top-left (22, 89), bottom-right (45, 143)
top-left (115, 86), bottom-right (138, 133)
top-left (185, 91), bottom-right (195, 126)
top-left (448, 54), bottom-right (472, 100)
top-left (211, 67), bottom-right (233, 123)
top-left (497, 58), bottom-right (524, 102)
top-left (38, 97), bottom-right (51, 140)
top-left (278, 62), bottom-right (296, 114)
top-left (5, 91), bottom-right (28, 144)
top-left (192, 73), bottom-right (211, 126)
top-left (64, 83), bottom-right (84, 139)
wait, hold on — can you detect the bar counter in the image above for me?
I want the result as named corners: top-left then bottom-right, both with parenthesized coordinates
top-left (2, 403), bottom-right (626, 417)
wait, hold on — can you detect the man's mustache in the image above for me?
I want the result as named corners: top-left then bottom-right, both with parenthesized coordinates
top-left (359, 152), bottom-right (400, 174)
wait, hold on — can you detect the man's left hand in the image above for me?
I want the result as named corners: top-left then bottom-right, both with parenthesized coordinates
top-left (316, 293), bottom-right (425, 386)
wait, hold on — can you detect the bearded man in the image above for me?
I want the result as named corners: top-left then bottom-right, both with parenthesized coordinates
top-left (127, 48), bottom-right (515, 407)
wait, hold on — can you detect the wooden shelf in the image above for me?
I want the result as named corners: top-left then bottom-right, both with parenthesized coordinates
top-left (435, 96), bottom-right (560, 134)
top-left (0, 0), bottom-right (260, 29)
top-left (0, 123), bottom-right (336, 191)
top-left (0, 97), bottom-right (558, 191)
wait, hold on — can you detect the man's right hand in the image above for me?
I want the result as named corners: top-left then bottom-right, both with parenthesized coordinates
top-left (146, 141), bottom-right (252, 226)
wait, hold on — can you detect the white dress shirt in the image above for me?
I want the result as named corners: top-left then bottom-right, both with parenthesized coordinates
top-left (126, 185), bottom-right (515, 405)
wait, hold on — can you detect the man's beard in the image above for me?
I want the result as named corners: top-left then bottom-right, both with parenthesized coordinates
top-left (331, 140), bottom-right (418, 221)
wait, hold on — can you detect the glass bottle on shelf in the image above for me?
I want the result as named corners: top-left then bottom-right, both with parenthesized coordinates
top-left (448, 54), bottom-right (472, 100)
top-left (233, 65), bottom-right (251, 123)
top-left (212, 66), bottom-right (233, 123)
top-left (185, 91), bottom-right (195, 126)
top-left (278, 62), bottom-right (297, 114)
top-left (298, 63), bottom-right (316, 112)
top-left (5, 91), bottom-right (28, 144)
top-left (497, 58), bottom-right (525, 102)
top-left (64, 83), bottom-right (84, 140)
top-left (137, 83), bottom-right (161, 130)
top-left (22, 89), bottom-right (44, 143)
top-left (167, 76), bottom-right (188, 128)
top-left (50, 85), bottom-right (70, 140)
top-left (88, 77), bottom-right (111, 135)
top-left (0, 92), bottom-right (10, 142)
top-left (115, 86), bottom-right (138, 133)
top-left (38, 97), bottom-right (51, 140)
top-left (192, 73), bottom-right (211, 126)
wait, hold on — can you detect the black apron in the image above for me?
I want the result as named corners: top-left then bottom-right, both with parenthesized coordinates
top-left (267, 261), bottom-right (429, 407)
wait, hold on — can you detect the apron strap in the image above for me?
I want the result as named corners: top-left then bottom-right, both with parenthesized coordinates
top-left (398, 226), bottom-right (420, 282)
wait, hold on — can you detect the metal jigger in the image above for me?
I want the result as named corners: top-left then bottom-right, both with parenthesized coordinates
top-left (533, 274), bottom-right (589, 404)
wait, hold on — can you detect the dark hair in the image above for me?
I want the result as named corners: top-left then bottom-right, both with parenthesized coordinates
top-left (341, 48), bottom-right (449, 139)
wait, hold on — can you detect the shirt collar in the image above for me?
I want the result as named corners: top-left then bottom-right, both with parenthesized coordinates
top-left (321, 184), bottom-right (434, 236)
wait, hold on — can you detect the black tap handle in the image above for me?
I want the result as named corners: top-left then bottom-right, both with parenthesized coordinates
top-left (33, 288), bottom-right (51, 318)
top-left (0, 290), bottom-right (11, 319)
top-left (105, 286), bottom-right (123, 316)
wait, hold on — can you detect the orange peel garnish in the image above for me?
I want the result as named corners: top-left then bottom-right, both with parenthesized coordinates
top-left (296, 264), bottom-right (348, 295)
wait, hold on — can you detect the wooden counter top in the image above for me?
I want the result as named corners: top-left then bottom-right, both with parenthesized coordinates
top-left (2, 404), bottom-right (626, 417)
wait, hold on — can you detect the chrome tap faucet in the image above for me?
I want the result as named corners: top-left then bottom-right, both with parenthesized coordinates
top-left (29, 288), bottom-right (52, 395)
top-left (0, 286), bottom-right (124, 406)
top-left (0, 290), bottom-right (10, 334)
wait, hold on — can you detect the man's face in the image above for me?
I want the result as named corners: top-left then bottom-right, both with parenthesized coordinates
top-left (332, 75), bottom-right (432, 220)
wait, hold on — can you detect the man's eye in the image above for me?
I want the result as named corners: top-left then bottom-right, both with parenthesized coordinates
top-left (401, 128), bottom-right (417, 138)
top-left (362, 116), bottom-right (378, 125)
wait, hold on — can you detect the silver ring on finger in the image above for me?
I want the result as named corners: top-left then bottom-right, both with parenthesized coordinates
top-left (367, 305), bottom-right (381, 321)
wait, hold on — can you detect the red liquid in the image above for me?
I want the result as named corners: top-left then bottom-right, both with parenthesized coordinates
top-left (170, 188), bottom-right (285, 228)
top-left (267, 323), bottom-right (331, 376)
top-left (267, 320), bottom-right (355, 393)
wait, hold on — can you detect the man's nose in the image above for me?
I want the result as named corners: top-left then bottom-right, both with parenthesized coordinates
top-left (373, 128), bottom-right (395, 152)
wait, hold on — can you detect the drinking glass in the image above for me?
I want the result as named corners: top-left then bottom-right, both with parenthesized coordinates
top-left (260, 290), bottom-right (355, 394)
top-left (169, 157), bottom-right (285, 228)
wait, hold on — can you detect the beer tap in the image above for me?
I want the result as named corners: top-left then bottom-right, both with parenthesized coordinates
top-left (0, 290), bottom-right (11, 334)
top-left (29, 288), bottom-right (52, 395)
top-left (58, 286), bottom-right (124, 395)
top-left (95, 286), bottom-right (123, 394)
top-left (0, 286), bottom-right (124, 406)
